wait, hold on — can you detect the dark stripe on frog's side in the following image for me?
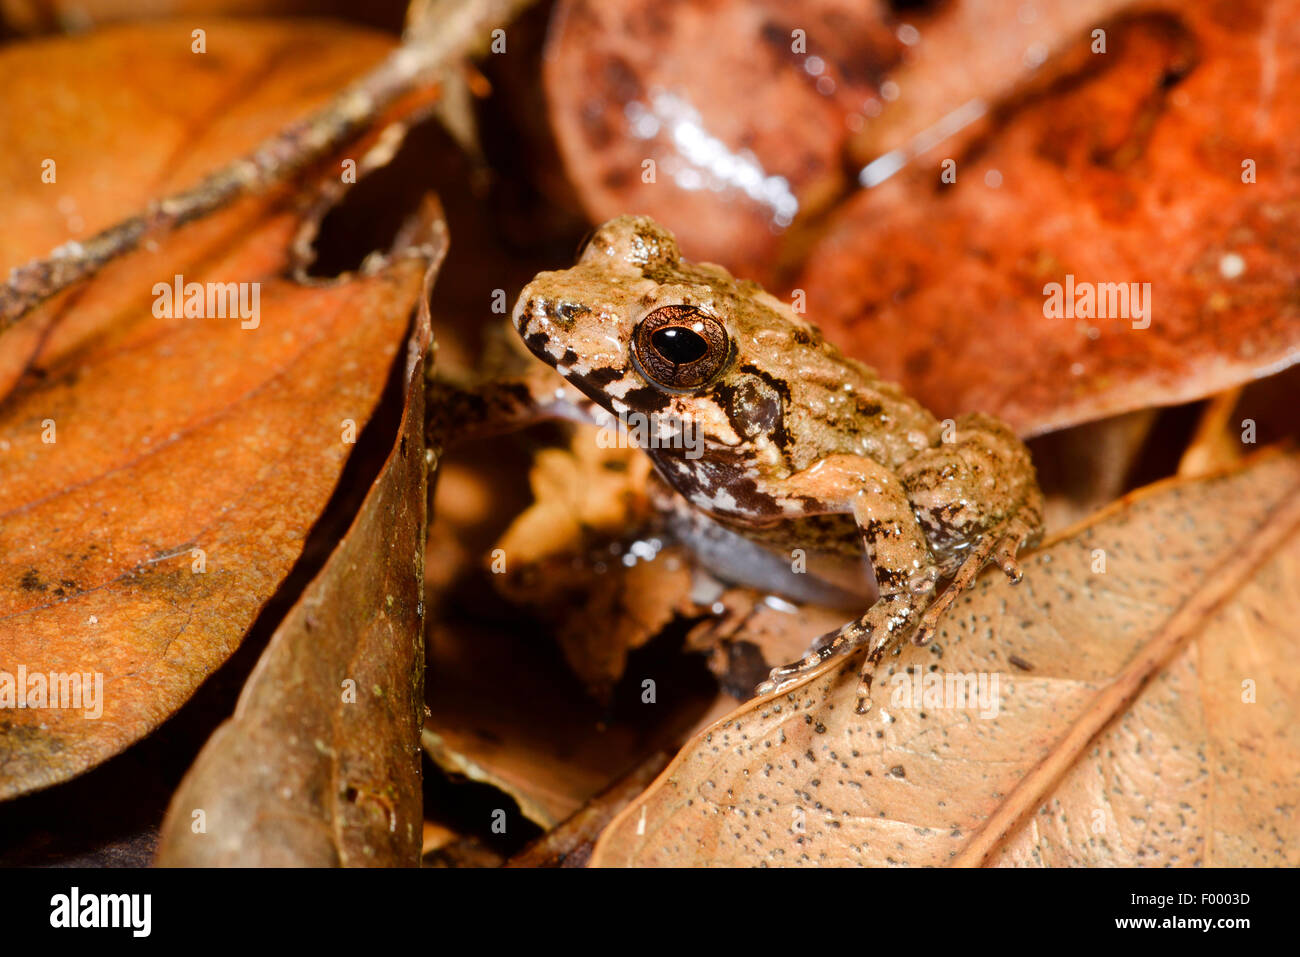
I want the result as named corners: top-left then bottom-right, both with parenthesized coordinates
top-left (648, 452), bottom-right (789, 522)
top-left (523, 332), bottom-right (556, 362)
top-left (618, 385), bottom-right (673, 414)
top-left (523, 331), bottom-right (672, 415)
top-left (583, 364), bottom-right (627, 390)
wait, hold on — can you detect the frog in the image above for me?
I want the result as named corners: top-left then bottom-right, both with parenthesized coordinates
top-left (503, 214), bottom-right (1044, 713)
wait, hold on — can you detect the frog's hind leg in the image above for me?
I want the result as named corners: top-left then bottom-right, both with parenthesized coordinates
top-left (756, 454), bottom-right (940, 711)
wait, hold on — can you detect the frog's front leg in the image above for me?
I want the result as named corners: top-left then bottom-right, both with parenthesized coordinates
top-left (426, 363), bottom-right (599, 452)
top-left (755, 454), bottom-right (941, 714)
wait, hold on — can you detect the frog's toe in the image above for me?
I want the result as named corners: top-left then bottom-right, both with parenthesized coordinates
top-left (756, 635), bottom-right (847, 696)
top-left (853, 673), bottom-right (875, 715)
top-left (852, 640), bottom-right (895, 714)
top-left (755, 669), bottom-right (808, 697)
top-left (994, 530), bottom-right (1030, 584)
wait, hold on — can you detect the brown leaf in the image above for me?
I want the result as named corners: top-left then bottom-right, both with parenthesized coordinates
top-left (592, 450), bottom-right (1300, 866)
top-left (493, 429), bottom-right (694, 700)
top-left (0, 21), bottom-right (395, 398)
top-left (422, 613), bottom-right (720, 830)
top-left (154, 206), bottom-right (446, 866)
top-left (0, 23), bottom-right (430, 800)
top-left (798, 2), bottom-right (1300, 435)
top-left (542, 0), bottom-right (1138, 281)
top-left (0, 21), bottom-right (395, 279)
top-left (543, 0), bottom-right (903, 276)
top-left (844, 0), bottom-right (1136, 166)
top-left (1030, 410), bottom-right (1158, 532)
top-left (507, 749), bottom-right (671, 867)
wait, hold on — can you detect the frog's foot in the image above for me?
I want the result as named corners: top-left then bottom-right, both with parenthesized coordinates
top-left (756, 593), bottom-right (925, 707)
top-left (910, 511), bottom-right (1040, 649)
top-left (755, 627), bottom-right (851, 696)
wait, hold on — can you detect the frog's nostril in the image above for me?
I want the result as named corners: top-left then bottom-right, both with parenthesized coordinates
top-left (554, 301), bottom-right (590, 326)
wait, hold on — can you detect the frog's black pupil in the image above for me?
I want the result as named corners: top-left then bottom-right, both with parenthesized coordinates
top-left (651, 326), bottom-right (708, 365)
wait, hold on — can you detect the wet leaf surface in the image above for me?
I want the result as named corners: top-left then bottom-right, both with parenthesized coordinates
top-left (543, 0), bottom-right (903, 276)
top-left (593, 451), bottom-right (1300, 866)
top-left (543, 0), bottom-right (1136, 281)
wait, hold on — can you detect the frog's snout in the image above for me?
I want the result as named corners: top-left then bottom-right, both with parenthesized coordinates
top-left (511, 291), bottom-right (552, 359)
top-left (511, 287), bottom-right (539, 336)
top-left (512, 288), bottom-right (590, 345)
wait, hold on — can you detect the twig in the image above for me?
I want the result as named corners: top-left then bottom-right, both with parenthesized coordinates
top-left (0, 0), bottom-right (535, 332)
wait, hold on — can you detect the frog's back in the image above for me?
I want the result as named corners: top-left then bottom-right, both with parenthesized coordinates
top-left (744, 317), bottom-right (941, 474)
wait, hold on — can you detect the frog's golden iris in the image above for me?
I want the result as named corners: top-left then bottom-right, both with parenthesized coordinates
top-left (631, 303), bottom-right (731, 391)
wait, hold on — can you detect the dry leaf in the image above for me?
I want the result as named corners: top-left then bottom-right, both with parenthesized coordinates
top-left (593, 451), bottom-right (1300, 866)
top-left (1030, 410), bottom-right (1158, 532)
top-left (493, 428), bottom-right (698, 699)
top-left (0, 22), bottom-right (430, 800)
top-left (0, 20), bottom-right (395, 398)
top-left (798, 2), bottom-right (1300, 435)
top-left (0, 2), bottom-right (409, 36)
top-left (0, 20), bottom-right (394, 278)
top-left (845, 0), bottom-right (1135, 165)
top-left (152, 205), bottom-right (445, 867)
top-left (422, 613), bottom-right (719, 829)
top-left (507, 749), bottom-right (671, 867)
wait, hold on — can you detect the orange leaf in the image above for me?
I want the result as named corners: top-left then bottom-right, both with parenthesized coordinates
top-left (0, 21), bottom-right (430, 800)
top-left (799, 4), bottom-right (1300, 435)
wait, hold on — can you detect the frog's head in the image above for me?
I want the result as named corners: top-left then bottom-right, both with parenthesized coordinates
top-left (513, 216), bottom-right (810, 452)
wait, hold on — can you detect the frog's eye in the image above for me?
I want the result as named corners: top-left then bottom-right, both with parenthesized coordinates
top-left (632, 304), bottom-right (730, 391)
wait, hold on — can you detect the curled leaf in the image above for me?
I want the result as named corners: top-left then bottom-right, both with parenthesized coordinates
top-left (155, 206), bottom-right (447, 867)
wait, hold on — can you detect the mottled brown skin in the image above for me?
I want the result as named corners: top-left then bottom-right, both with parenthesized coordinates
top-left (513, 216), bottom-right (1044, 711)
